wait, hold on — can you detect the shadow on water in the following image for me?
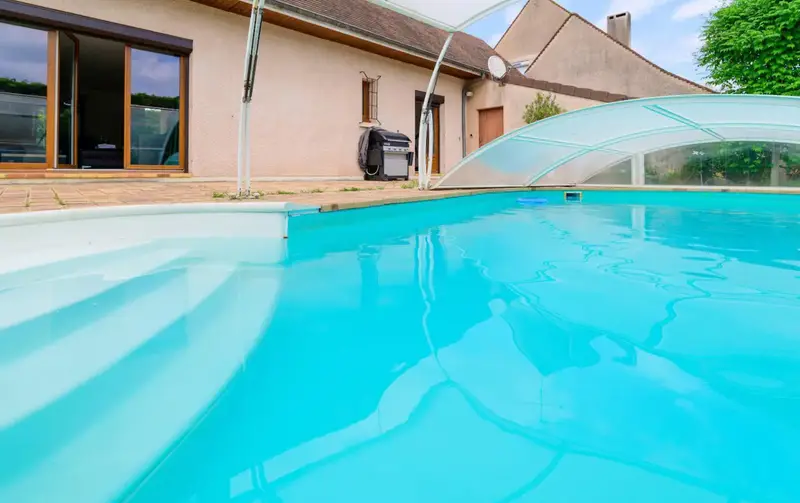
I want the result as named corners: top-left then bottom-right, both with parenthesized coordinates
top-left (129, 192), bottom-right (800, 503)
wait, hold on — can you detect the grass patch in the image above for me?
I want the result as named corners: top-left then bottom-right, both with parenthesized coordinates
top-left (302, 188), bottom-right (325, 194)
top-left (276, 190), bottom-right (296, 195)
top-left (212, 191), bottom-right (227, 199)
top-left (400, 180), bottom-right (418, 189)
top-left (340, 185), bottom-right (387, 192)
top-left (226, 190), bottom-right (264, 200)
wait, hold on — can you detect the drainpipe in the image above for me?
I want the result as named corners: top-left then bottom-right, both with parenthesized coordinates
top-left (461, 78), bottom-right (482, 158)
top-left (461, 85), bottom-right (468, 158)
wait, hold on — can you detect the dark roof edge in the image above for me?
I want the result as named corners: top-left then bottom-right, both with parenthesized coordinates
top-left (494, 0), bottom-right (571, 52)
top-left (503, 72), bottom-right (632, 102)
top-left (492, 0), bottom-right (529, 50)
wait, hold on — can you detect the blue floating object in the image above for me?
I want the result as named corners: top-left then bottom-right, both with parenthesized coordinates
top-left (517, 197), bottom-right (548, 206)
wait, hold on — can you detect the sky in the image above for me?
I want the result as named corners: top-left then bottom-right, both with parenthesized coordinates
top-left (0, 23), bottom-right (48, 85)
top-left (466, 0), bottom-right (726, 85)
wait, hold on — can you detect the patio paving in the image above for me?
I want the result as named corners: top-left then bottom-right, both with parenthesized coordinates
top-left (0, 180), bottom-right (496, 215)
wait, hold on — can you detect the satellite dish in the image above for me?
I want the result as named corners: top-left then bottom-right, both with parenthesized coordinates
top-left (488, 55), bottom-right (508, 79)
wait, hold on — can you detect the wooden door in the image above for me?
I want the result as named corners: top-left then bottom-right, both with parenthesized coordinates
top-left (431, 106), bottom-right (441, 174)
top-left (478, 107), bottom-right (504, 147)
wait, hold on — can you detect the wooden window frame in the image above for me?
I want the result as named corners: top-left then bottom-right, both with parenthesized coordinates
top-left (0, 26), bottom-right (56, 170)
top-left (124, 46), bottom-right (187, 171)
top-left (0, 0), bottom-right (192, 54)
top-left (361, 79), bottom-right (371, 123)
top-left (0, 3), bottom-right (193, 173)
top-left (56, 31), bottom-right (79, 169)
top-left (360, 73), bottom-right (380, 124)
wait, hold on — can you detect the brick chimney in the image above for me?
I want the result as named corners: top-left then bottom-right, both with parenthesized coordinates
top-left (607, 12), bottom-right (631, 47)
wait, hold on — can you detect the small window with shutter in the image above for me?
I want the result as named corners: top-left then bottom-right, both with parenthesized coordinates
top-left (360, 73), bottom-right (380, 124)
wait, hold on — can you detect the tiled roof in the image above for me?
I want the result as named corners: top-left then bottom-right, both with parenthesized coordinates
top-left (192, 0), bottom-right (630, 102)
top-left (265, 0), bottom-right (500, 74)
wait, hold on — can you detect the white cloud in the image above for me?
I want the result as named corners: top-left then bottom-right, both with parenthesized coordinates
top-left (672, 0), bottom-right (721, 20)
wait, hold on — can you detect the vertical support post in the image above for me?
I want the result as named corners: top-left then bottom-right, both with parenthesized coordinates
top-left (427, 113), bottom-right (434, 179)
top-left (770, 143), bottom-right (784, 187)
top-left (237, 0), bottom-right (267, 197)
top-left (417, 33), bottom-right (454, 190)
top-left (632, 152), bottom-right (645, 186)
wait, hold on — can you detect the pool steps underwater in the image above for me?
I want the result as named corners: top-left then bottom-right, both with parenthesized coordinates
top-left (0, 247), bottom-right (282, 503)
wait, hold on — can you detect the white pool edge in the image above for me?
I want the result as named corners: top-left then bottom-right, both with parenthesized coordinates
top-left (0, 203), bottom-right (320, 275)
top-left (0, 202), bottom-right (320, 228)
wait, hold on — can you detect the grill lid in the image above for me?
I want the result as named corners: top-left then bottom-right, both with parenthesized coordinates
top-left (370, 129), bottom-right (411, 145)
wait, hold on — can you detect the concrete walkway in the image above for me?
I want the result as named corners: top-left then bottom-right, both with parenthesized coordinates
top-left (0, 180), bottom-right (491, 214)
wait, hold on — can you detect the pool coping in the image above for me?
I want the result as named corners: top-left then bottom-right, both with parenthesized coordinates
top-left (316, 188), bottom-right (525, 213)
top-left (320, 183), bottom-right (800, 213)
top-left (0, 202), bottom-right (320, 228)
top-left (533, 184), bottom-right (800, 195)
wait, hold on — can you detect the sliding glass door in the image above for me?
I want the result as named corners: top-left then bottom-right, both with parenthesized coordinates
top-left (57, 32), bottom-right (78, 167)
top-left (125, 46), bottom-right (185, 169)
top-left (0, 21), bottom-right (55, 168)
top-left (0, 21), bottom-right (187, 172)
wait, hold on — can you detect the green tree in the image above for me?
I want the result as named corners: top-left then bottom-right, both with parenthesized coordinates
top-left (697, 0), bottom-right (800, 95)
top-left (522, 93), bottom-right (566, 124)
top-left (0, 77), bottom-right (47, 96)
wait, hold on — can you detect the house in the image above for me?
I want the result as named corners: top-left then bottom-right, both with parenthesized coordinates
top-left (0, 0), bottom-right (709, 180)
top-left (466, 0), bottom-right (713, 153)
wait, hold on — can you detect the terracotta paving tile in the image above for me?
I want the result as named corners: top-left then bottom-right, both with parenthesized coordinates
top-left (0, 180), bottom-right (491, 216)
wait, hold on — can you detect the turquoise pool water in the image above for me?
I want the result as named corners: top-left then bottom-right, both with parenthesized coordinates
top-left (2, 191), bottom-right (800, 502)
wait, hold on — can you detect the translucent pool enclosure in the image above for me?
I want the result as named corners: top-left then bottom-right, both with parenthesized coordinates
top-left (436, 95), bottom-right (800, 189)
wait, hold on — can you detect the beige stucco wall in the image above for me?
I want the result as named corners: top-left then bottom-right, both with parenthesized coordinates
top-left (21, 0), bottom-right (466, 178)
top-left (465, 80), bottom-right (599, 154)
top-left (494, 0), bottom-right (570, 66)
top-left (526, 16), bottom-right (709, 98)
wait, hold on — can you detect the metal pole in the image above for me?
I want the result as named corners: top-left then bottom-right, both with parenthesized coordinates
top-left (427, 114), bottom-right (434, 181)
top-left (237, 101), bottom-right (247, 194)
top-left (632, 152), bottom-right (645, 186)
top-left (237, 0), bottom-right (266, 197)
top-left (417, 32), bottom-right (454, 190)
top-left (244, 103), bottom-right (252, 194)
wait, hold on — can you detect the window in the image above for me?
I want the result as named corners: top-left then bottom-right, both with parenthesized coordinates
top-left (360, 73), bottom-right (379, 124)
top-left (129, 48), bottom-right (182, 166)
top-left (511, 60), bottom-right (532, 72)
top-left (0, 21), bottom-right (50, 165)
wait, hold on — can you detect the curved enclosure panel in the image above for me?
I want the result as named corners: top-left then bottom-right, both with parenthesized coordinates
top-left (365, 0), bottom-right (519, 31)
top-left (435, 95), bottom-right (800, 189)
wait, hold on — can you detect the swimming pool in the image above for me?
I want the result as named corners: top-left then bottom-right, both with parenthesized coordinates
top-left (2, 191), bottom-right (800, 502)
